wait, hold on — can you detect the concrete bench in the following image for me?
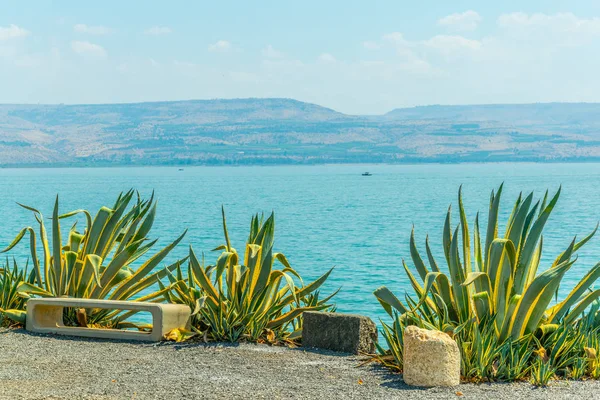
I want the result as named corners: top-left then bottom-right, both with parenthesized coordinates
top-left (26, 298), bottom-right (191, 342)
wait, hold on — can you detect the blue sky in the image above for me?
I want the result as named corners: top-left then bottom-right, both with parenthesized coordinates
top-left (2, 0), bottom-right (600, 114)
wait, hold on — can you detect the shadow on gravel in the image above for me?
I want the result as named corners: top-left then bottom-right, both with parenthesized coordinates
top-left (10, 328), bottom-right (253, 351)
top-left (171, 341), bottom-right (242, 351)
top-left (369, 365), bottom-right (535, 392)
top-left (5, 327), bottom-right (170, 346)
top-left (363, 363), bottom-right (462, 392)
top-left (291, 346), bottom-right (355, 358)
top-left (363, 363), bottom-right (420, 391)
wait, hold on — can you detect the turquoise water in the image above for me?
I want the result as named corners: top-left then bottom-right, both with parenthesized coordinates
top-left (1, 163), bottom-right (600, 325)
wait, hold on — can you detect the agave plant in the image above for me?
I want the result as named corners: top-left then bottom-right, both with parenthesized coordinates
top-left (0, 259), bottom-right (34, 324)
top-left (165, 209), bottom-right (336, 343)
top-left (1, 190), bottom-right (186, 327)
top-left (375, 184), bottom-right (600, 342)
top-left (376, 295), bottom-right (600, 384)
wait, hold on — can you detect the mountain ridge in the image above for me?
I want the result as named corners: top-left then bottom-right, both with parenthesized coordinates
top-left (1, 98), bottom-right (600, 166)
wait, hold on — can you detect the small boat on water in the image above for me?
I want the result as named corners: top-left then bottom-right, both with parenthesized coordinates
top-left (362, 172), bottom-right (372, 176)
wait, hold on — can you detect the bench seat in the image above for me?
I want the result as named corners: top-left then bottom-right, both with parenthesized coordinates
top-left (26, 298), bottom-right (191, 342)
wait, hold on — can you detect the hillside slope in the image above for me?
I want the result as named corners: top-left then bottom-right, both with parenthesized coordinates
top-left (1, 99), bottom-right (600, 166)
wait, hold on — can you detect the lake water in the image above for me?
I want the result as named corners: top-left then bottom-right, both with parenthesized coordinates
top-left (1, 163), bottom-right (600, 325)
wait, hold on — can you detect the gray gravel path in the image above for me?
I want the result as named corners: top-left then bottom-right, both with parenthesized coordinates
top-left (1, 328), bottom-right (600, 399)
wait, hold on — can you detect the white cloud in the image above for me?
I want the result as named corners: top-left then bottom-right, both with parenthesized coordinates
top-left (497, 12), bottom-right (530, 27)
top-left (262, 44), bottom-right (284, 59)
top-left (382, 32), bottom-right (410, 46)
top-left (498, 12), bottom-right (600, 34)
top-left (382, 32), bottom-right (417, 57)
top-left (262, 58), bottom-right (304, 69)
top-left (318, 53), bottom-right (336, 63)
top-left (74, 24), bottom-right (111, 35)
top-left (381, 32), bottom-right (433, 71)
top-left (208, 40), bottom-right (231, 52)
top-left (423, 35), bottom-right (482, 54)
top-left (71, 41), bottom-right (107, 58)
top-left (144, 26), bottom-right (172, 36)
top-left (363, 41), bottom-right (381, 50)
top-left (438, 10), bottom-right (482, 31)
top-left (376, 30), bottom-right (481, 58)
top-left (0, 24), bottom-right (30, 41)
top-left (497, 12), bottom-right (600, 47)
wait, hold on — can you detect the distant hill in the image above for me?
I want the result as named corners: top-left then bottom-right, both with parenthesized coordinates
top-left (384, 103), bottom-right (600, 126)
top-left (1, 98), bottom-right (600, 166)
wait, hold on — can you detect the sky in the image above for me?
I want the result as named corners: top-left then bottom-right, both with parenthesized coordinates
top-left (2, 0), bottom-right (600, 114)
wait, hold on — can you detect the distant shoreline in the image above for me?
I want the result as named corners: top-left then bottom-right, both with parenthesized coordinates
top-left (3, 159), bottom-right (600, 169)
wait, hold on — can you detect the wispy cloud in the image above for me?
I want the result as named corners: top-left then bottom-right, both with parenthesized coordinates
top-left (74, 24), bottom-right (112, 35)
top-left (144, 26), bottom-right (172, 36)
top-left (438, 10), bottom-right (482, 31)
top-left (497, 12), bottom-right (600, 46)
top-left (318, 53), bottom-right (336, 63)
top-left (497, 12), bottom-right (600, 34)
top-left (0, 24), bottom-right (30, 41)
top-left (208, 40), bottom-right (231, 52)
top-left (262, 44), bottom-right (284, 59)
top-left (363, 41), bottom-right (381, 50)
top-left (71, 41), bottom-right (107, 58)
top-left (382, 32), bottom-right (412, 47)
top-left (423, 35), bottom-right (482, 54)
top-left (382, 32), bottom-right (420, 60)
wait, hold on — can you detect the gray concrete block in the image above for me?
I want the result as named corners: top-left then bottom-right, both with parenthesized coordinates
top-left (302, 311), bottom-right (377, 354)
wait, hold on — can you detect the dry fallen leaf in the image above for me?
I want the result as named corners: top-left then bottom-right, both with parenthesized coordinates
top-left (266, 329), bottom-right (276, 343)
top-left (358, 378), bottom-right (364, 385)
top-left (585, 347), bottom-right (597, 360)
top-left (76, 308), bottom-right (88, 327)
top-left (536, 347), bottom-right (549, 363)
top-left (164, 328), bottom-right (197, 343)
top-left (456, 391), bottom-right (463, 396)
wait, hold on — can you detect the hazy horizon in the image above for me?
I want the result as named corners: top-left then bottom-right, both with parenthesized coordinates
top-left (3, 97), bottom-right (600, 116)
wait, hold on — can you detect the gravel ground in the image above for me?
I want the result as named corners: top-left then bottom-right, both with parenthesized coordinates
top-left (1, 328), bottom-right (600, 399)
